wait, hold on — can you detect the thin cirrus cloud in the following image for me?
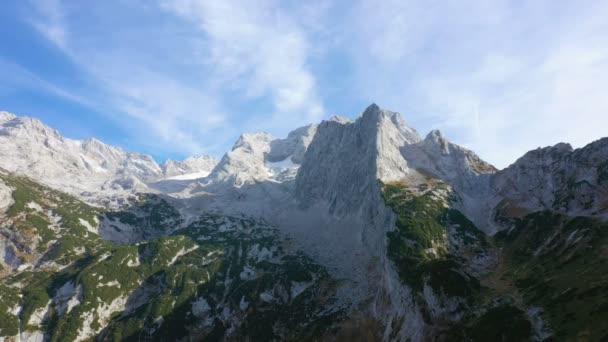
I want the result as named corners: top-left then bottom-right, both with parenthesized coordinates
top-left (346, 0), bottom-right (608, 168)
top-left (158, 0), bottom-right (325, 129)
top-left (26, 0), bottom-right (325, 157)
top-left (12, 0), bottom-right (608, 167)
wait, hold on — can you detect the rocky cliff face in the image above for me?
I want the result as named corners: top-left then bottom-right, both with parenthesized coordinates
top-left (0, 105), bottom-right (607, 341)
top-left (160, 155), bottom-right (218, 178)
top-left (0, 112), bottom-right (216, 200)
top-left (492, 139), bottom-right (608, 220)
top-left (296, 104), bottom-right (421, 215)
top-left (204, 123), bottom-right (319, 187)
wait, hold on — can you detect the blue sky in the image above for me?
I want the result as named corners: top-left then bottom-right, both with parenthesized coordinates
top-left (1, 0), bottom-right (607, 168)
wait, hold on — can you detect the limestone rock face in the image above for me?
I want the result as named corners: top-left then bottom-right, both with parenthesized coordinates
top-left (0, 112), bottom-right (216, 201)
top-left (295, 103), bottom-right (421, 216)
top-left (0, 178), bottom-right (13, 211)
top-left (491, 138), bottom-right (608, 221)
top-left (161, 155), bottom-right (218, 178)
top-left (266, 124), bottom-right (318, 164)
top-left (1, 104), bottom-right (607, 342)
top-left (206, 132), bottom-right (275, 186)
top-left (205, 124), bottom-right (319, 187)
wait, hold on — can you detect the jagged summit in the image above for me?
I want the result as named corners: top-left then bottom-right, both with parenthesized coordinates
top-left (204, 123), bottom-right (319, 186)
top-left (327, 115), bottom-right (351, 124)
top-left (1, 105), bottom-right (607, 341)
top-left (512, 141), bottom-right (574, 166)
top-left (161, 155), bottom-right (218, 178)
top-left (490, 137), bottom-right (608, 223)
top-left (0, 111), bottom-right (215, 199)
top-left (0, 111), bottom-right (17, 122)
top-left (296, 104), bottom-right (422, 215)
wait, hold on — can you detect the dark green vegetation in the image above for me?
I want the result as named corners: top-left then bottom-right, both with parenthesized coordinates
top-left (104, 193), bottom-right (183, 241)
top-left (380, 181), bottom-right (485, 300)
top-left (450, 304), bottom-right (532, 342)
top-left (0, 172), bottom-right (107, 270)
top-left (596, 160), bottom-right (608, 185)
top-left (0, 284), bottom-right (20, 336)
top-left (495, 211), bottom-right (608, 341)
top-left (0, 172), bottom-right (340, 341)
top-left (382, 178), bottom-right (608, 341)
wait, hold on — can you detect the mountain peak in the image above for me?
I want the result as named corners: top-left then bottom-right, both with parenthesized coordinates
top-left (359, 102), bottom-right (382, 121)
top-left (364, 102), bottom-right (380, 113)
top-left (327, 115), bottom-right (351, 124)
top-left (0, 111), bottom-right (17, 123)
top-left (426, 129), bottom-right (444, 141)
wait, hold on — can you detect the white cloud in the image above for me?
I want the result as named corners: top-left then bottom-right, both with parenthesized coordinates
top-left (28, 0), bottom-right (67, 48)
top-left (347, 0), bottom-right (608, 168)
top-left (19, 0), bottom-right (608, 167)
top-left (26, 0), bottom-right (234, 156)
top-left (0, 58), bottom-right (93, 107)
top-left (25, 0), bottom-right (326, 157)
top-left (159, 0), bottom-right (325, 125)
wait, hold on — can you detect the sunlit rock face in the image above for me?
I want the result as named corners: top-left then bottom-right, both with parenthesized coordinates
top-left (1, 105), bottom-right (607, 341)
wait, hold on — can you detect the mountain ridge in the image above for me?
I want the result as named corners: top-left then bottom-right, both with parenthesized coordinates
top-left (0, 105), bottom-right (607, 341)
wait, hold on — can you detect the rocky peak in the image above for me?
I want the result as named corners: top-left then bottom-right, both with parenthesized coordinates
top-left (0, 114), bottom-right (63, 142)
top-left (327, 115), bottom-right (351, 124)
top-left (295, 104), bottom-right (421, 215)
top-left (0, 112), bottom-right (166, 197)
top-left (0, 111), bottom-right (17, 123)
top-left (267, 124), bottom-right (317, 164)
top-left (404, 129), bottom-right (496, 178)
top-left (161, 155), bottom-right (218, 178)
top-left (509, 142), bottom-right (574, 169)
top-left (206, 124), bottom-right (322, 186)
top-left (424, 129), bottom-right (450, 153)
top-left (206, 132), bottom-right (275, 185)
top-left (491, 138), bottom-right (608, 221)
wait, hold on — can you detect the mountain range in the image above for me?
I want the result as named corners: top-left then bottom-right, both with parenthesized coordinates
top-left (0, 104), bottom-right (606, 341)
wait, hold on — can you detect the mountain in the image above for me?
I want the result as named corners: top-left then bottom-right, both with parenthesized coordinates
top-left (0, 112), bottom-right (217, 203)
top-left (161, 155), bottom-right (218, 180)
top-left (0, 169), bottom-right (338, 341)
top-left (0, 105), bottom-right (607, 341)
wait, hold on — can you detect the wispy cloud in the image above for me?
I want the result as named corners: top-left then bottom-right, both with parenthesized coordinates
top-left (0, 58), bottom-right (92, 107)
top-left (28, 0), bottom-right (67, 48)
top-left (25, 0), bottom-right (326, 157)
top-left (346, 0), bottom-right (608, 167)
top-left (26, 0), bottom-right (234, 156)
top-left (159, 0), bottom-right (325, 127)
top-left (17, 0), bottom-right (608, 167)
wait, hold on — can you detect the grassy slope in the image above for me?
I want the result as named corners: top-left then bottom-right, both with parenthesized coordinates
top-left (380, 181), bottom-right (485, 301)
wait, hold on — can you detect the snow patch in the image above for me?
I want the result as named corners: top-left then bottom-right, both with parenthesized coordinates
top-left (99, 280), bottom-right (121, 288)
top-left (165, 171), bottom-right (211, 181)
